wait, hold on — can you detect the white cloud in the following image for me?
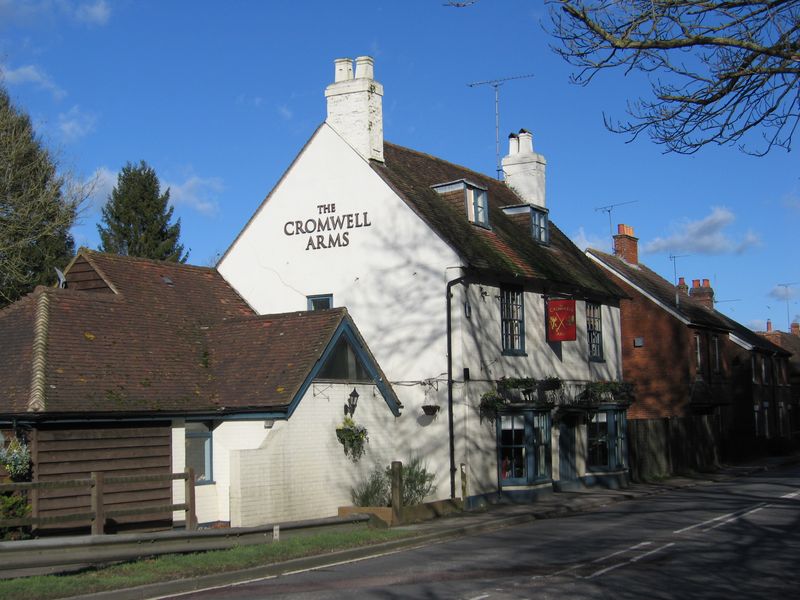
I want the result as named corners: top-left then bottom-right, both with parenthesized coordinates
top-left (74, 0), bottom-right (110, 25)
top-left (571, 227), bottom-right (610, 253)
top-left (642, 207), bottom-right (759, 255)
top-left (58, 105), bottom-right (96, 141)
top-left (277, 104), bottom-right (293, 120)
top-left (165, 175), bottom-right (223, 216)
top-left (768, 284), bottom-right (799, 302)
top-left (84, 165), bottom-right (116, 212)
top-left (2, 63), bottom-right (65, 99)
top-left (748, 319), bottom-right (768, 333)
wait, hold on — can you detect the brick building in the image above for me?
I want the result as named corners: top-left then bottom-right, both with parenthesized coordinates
top-left (587, 225), bottom-right (792, 476)
top-left (759, 320), bottom-right (800, 441)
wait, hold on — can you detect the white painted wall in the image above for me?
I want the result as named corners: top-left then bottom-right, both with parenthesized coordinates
top-left (229, 382), bottom-right (416, 526)
top-left (218, 122), bottom-right (626, 515)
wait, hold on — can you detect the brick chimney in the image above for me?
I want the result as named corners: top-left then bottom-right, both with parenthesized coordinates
top-left (766, 319), bottom-right (773, 333)
top-left (501, 129), bottom-right (546, 208)
top-left (792, 322), bottom-right (799, 336)
top-left (677, 276), bottom-right (689, 296)
top-left (325, 56), bottom-right (384, 163)
top-left (613, 224), bottom-right (639, 264)
top-left (689, 278), bottom-right (715, 309)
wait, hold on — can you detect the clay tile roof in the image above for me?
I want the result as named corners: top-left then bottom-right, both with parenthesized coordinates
top-left (373, 142), bottom-right (624, 300)
top-left (206, 308), bottom-right (348, 410)
top-left (0, 251), bottom-right (361, 417)
top-left (587, 248), bottom-right (787, 354)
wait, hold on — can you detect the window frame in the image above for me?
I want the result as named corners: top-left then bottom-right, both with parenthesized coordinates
top-left (307, 294), bottom-right (333, 311)
top-left (467, 186), bottom-right (490, 229)
top-left (531, 207), bottom-right (549, 244)
top-left (586, 302), bottom-right (604, 361)
top-left (712, 335), bottom-right (720, 373)
top-left (497, 409), bottom-right (551, 486)
top-left (185, 422), bottom-right (214, 485)
top-left (586, 409), bottom-right (627, 471)
top-left (500, 285), bottom-right (526, 356)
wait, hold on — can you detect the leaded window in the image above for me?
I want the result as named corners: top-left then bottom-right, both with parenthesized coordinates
top-left (501, 285), bottom-right (525, 354)
top-left (586, 302), bottom-right (603, 361)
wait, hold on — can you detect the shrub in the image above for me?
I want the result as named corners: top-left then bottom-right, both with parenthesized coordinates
top-left (350, 457), bottom-right (437, 507)
top-left (392, 456), bottom-right (436, 506)
top-left (0, 492), bottom-right (30, 540)
top-left (350, 466), bottom-right (390, 507)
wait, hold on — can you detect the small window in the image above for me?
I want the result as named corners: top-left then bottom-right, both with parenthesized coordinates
top-left (467, 186), bottom-right (489, 228)
top-left (500, 285), bottom-right (525, 355)
top-left (712, 335), bottom-right (720, 373)
top-left (185, 422), bottom-right (213, 484)
top-left (695, 333), bottom-right (702, 371)
top-left (307, 294), bottom-right (333, 310)
top-left (531, 207), bottom-right (549, 244)
top-left (317, 338), bottom-right (371, 381)
top-left (586, 303), bottom-right (603, 361)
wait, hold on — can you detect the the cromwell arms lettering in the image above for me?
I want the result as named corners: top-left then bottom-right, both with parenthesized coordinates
top-left (283, 203), bottom-right (372, 251)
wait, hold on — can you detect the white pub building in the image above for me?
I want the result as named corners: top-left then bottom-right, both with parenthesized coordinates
top-left (219, 57), bottom-right (630, 511)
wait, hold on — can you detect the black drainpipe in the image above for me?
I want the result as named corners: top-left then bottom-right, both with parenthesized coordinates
top-left (446, 275), bottom-right (467, 499)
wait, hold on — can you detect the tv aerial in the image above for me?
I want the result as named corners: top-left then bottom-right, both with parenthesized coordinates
top-left (467, 73), bottom-right (535, 179)
top-left (594, 200), bottom-right (638, 245)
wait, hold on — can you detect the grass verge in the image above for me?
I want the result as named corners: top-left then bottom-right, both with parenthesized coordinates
top-left (0, 526), bottom-right (412, 600)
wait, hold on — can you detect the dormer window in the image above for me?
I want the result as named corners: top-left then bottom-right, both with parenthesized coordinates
top-left (467, 186), bottom-right (489, 228)
top-left (531, 207), bottom-right (549, 244)
top-left (431, 179), bottom-right (490, 229)
top-left (501, 204), bottom-right (549, 245)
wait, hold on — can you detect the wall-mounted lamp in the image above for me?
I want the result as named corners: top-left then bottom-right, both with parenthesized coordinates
top-left (344, 388), bottom-right (359, 417)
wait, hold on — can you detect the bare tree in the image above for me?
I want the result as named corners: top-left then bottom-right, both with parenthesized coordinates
top-left (548, 0), bottom-right (800, 155)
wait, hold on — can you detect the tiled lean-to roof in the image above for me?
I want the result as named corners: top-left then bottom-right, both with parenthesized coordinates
top-left (373, 142), bottom-right (625, 301)
top-left (0, 250), bottom-right (381, 417)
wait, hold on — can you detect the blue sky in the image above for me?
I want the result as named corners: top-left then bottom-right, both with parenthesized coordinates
top-left (2, 0), bottom-right (797, 332)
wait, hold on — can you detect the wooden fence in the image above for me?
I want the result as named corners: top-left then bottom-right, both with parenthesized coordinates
top-left (0, 469), bottom-right (196, 535)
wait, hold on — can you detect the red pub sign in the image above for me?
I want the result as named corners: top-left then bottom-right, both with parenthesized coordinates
top-left (547, 299), bottom-right (577, 342)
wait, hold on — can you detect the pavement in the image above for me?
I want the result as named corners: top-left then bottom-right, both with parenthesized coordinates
top-left (47, 453), bottom-right (800, 600)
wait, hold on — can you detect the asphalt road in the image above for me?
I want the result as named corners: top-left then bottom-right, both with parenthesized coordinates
top-left (168, 465), bottom-right (800, 599)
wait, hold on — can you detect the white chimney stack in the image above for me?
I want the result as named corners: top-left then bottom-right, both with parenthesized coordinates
top-left (325, 56), bottom-right (384, 163)
top-left (501, 128), bottom-right (546, 208)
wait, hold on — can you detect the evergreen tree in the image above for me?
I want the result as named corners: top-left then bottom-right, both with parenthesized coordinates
top-left (0, 85), bottom-right (81, 308)
top-left (98, 161), bottom-right (188, 263)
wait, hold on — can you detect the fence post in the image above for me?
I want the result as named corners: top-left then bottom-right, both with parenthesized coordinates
top-left (460, 463), bottom-right (467, 501)
top-left (184, 468), bottom-right (196, 531)
top-left (391, 461), bottom-right (403, 525)
top-left (91, 471), bottom-right (105, 535)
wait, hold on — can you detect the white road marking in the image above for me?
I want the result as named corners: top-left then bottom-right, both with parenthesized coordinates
top-left (586, 543), bottom-right (675, 579)
top-left (781, 490), bottom-right (800, 499)
top-left (702, 505), bottom-right (767, 532)
top-left (466, 595), bottom-right (490, 600)
top-left (673, 503), bottom-right (767, 534)
top-left (591, 541), bottom-right (652, 563)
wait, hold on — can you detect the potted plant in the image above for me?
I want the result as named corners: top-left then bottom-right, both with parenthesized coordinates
top-left (421, 404), bottom-right (440, 416)
top-left (335, 416), bottom-right (369, 462)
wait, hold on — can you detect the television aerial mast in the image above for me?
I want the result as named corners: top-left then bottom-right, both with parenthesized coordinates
top-left (594, 200), bottom-right (638, 245)
top-left (777, 281), bottom-right (799, 331)
top-left (669, 253), bottom-right (691, 307)
top-left (467, 73), bottom-right (534, 179)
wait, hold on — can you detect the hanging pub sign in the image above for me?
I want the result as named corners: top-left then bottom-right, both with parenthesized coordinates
top-left (547, 299), bottom-right (577, 342)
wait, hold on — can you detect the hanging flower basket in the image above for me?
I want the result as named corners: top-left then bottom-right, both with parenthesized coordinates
top-left (479, 391), bottom-right (507, 424)
top-left (0, 437), bottom-right (31, 482)
top-left (335, 416), bottom-right (369, 462)
top-left (421, 404), bottom-right (440, 416)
